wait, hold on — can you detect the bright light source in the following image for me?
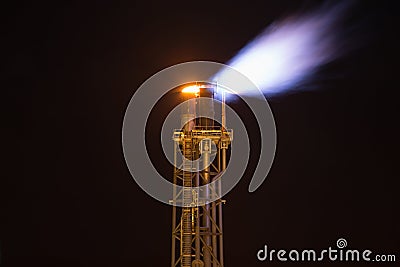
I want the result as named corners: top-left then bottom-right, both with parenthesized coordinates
top-left (182, 85), bottom-right (200, 94)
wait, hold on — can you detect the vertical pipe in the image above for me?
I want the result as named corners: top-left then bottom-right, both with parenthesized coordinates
top-left (171, 141), bottom-right (177, 267)
top-left (202, 141), bottom-right (211, 267)
top-left (219, 147), bottom-right (226, 267)
top-left (195, 157), bottom-right (201, 261)
top-left (213, 89), bottom-right (226, 266)
top-left (198, 87), bottom-right (215, 129)
top-left (182, 98), bottom-right (196, 132)
top-left (221, 90), bottom-right (226, 130)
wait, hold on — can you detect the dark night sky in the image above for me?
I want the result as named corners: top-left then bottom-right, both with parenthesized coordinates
top-left (2, 1), bottom-right (399, 266)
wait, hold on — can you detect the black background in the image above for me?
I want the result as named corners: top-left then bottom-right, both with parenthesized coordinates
top-left (2, 1), bottom-right (399, 266)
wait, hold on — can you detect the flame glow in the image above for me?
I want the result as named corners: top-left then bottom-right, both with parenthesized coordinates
top-left (214, 2), bottom-right (350, 96)
top-left (182, 85), bottom-right (200, 94)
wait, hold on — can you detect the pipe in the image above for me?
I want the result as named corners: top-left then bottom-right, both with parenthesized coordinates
top-left (171, 141), bottom-right (177, 267)
top-left (195, 157), bottom-right (201, 261)
top-left (221, 89), bottom-right (226, 130)
top-left (202, 140), bottom-right (211, 267)
top-left (219, 147), bottom-right (226, 267)
top-left (198, 87), bottom-right (215, 129)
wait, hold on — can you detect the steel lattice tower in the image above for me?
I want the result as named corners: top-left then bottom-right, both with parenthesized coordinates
top-left (170, 83), bottom-right (232, 267)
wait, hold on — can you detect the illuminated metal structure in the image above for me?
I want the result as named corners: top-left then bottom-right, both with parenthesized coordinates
top-left (170, 83), bottom-right (232, 267)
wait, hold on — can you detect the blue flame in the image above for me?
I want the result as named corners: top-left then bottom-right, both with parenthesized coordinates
top-left (214, 2), bottom-right (351, 96)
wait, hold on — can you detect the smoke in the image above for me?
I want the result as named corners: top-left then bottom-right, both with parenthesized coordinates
top-left (214, 2), bottom-right (354, 96)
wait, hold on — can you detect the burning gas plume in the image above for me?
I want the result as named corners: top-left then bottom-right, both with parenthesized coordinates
top-left (214, 2), bottom-right (353, 96)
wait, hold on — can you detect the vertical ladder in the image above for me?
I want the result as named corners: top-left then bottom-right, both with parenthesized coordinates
top-left (181, 138), bottom-right (193, 267)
